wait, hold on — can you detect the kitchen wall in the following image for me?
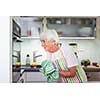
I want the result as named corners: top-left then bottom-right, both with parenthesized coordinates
top-left (21, 38), bottom-right (100, 65)
top-left (21, 17), bottom-right (100, 65)
top-left (21, 39), bottom-right (47, 65)
top-left (61, 39), bottom-right (100, 64)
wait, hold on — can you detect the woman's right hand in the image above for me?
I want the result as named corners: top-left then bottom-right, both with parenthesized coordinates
top-left (59, 66), bottom-right (76, 78)
top-left (59, 70), bottom-right (69, 77)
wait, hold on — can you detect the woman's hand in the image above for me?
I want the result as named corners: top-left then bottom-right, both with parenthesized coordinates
top-left (59, 66), bottom-right (76, 78)
top-left (59, 70), bottom-right (70, 77)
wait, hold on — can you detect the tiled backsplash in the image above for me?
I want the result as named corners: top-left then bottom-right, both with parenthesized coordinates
top-left (21, 39), bottom-right (47, 65)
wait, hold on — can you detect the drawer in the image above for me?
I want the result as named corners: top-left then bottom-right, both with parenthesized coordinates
top-left (26, 72), bottom-right (47, 82)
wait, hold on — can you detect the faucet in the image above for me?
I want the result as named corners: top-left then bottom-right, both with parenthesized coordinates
top-left (33, 50), bottom-right (42, 62)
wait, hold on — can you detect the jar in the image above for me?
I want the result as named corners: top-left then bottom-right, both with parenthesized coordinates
top-left (26, 54), bottom-right (30, 65)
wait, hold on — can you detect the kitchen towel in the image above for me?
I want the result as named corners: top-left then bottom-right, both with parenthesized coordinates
top-left (40, 60), bottom-right (59, 83)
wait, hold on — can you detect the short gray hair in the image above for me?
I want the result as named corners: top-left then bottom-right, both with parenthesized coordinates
top-left (40, 30), bottom-right (59, 43)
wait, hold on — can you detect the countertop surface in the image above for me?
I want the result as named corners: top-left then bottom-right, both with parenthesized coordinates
top-left (13, 65), bottom-right (100, 72)
top-left (13, 65), bottom-right (42, 72)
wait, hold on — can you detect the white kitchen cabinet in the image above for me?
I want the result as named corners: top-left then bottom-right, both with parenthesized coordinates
top-left (25, 72), bottom-right (47, 83)
top-left (17, 72), bottom-right (47, 83)
top-left (17, 72), bottom-right (25, 83)
top-left (15, 16), bottom-right (97, 39)
top-left (47, 17), bottom-right (96, 39)
top-left (20, 17), bottom-right (42, 37)
top-left (21, 23), bottom-right (28, 37)
top-left (86, 72), bottom-right (100, 81)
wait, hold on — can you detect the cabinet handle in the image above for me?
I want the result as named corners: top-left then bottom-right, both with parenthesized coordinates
top-left (20, 79), bottom-right (24, 83)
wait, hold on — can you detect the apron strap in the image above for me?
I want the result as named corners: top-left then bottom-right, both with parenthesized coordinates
top-left (60, 50), bottom-right (68, 67)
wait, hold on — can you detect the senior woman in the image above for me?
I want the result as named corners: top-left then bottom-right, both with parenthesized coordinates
top-left (40, 30), bottom-right (87, 83)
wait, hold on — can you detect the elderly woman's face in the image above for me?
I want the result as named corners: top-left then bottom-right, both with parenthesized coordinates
top-left (41, 39), bottom-right (59, 53)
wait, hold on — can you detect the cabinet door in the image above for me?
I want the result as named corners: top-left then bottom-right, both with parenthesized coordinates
top-left (26, 72), bottom-right (47, 83)
top-left (20, 17), bottom-right (42, 37)
top-left (21, 23), bottom-right (28, 37)
top-left (17, 72), bottom-right (25, 83)
top-left (47, 17), bottom-right (96, 38)
top-left (86, 72), bottom-right (100, 82)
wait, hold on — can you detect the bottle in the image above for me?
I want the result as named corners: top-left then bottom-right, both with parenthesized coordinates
top-left (26, 54), bottom-right (30, 66)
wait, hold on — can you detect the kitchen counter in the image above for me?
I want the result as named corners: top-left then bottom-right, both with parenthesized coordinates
top-left (13, 65), bottom-right (41, 72)
top-left (82, 65), bottom-right (100, 72)
top-left (12, 65), bottom-right (42, 83)
top-left (13, 65), bottom-right (100, 82)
